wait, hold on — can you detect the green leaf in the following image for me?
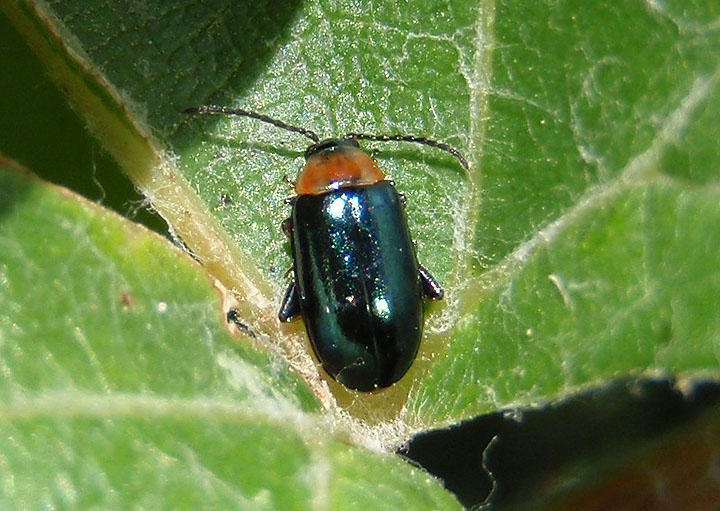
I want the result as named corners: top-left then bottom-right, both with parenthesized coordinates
top-left (0, 163), bottom-right (315, 407)
top-left (0, 10), bottom-right (166, 234)
top-left (408, 2), bottom-right (720, 424)
top-left (0, 163), bottom-right (459, 509)
top-left (2, 0), bottom-right (720, 504)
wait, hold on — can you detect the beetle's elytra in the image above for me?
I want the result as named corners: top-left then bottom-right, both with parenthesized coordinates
top-left (185, 105), bottom-right (468, 391)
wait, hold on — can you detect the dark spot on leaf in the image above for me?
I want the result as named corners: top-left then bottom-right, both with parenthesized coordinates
top-left (119, 290), bottom-right (135, 310)
top-left (226, 308), bottom-right (257, 339)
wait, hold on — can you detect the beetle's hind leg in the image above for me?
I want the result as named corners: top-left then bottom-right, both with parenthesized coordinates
top-left (278, 279), bottom-right (301, 322)
top-left (418, 264), bottom-right (444, 300)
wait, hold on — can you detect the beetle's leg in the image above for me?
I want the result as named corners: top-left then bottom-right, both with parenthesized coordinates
top-left (278, 279), bottom-right (301, 322)
top-left (282, 217), bottom-right (293, 237)
top-left (282, 174), bottom-right (296, 188)
top-left (398, 191), bottom-right (407, 208)
top-left (418, 264), bottom-right (444, 300)
top-left (278, 217), bottom-right (300, 321)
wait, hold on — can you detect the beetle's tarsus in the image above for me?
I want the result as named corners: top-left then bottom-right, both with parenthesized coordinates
top-left (278, 280), bottom-right (301, 322)
top-left (418, 264), bottom-right (444, 300)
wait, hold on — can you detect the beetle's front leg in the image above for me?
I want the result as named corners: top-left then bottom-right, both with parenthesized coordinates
top-left (282, 217), bottom-right (293, 238)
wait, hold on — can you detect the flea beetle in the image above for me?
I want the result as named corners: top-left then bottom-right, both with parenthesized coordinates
top-left (185, 105), bottom-right (468, 391)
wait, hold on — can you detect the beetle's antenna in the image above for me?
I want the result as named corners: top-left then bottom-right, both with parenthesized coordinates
top-left (184, 105), bottom-right (321, 143)
top-left (344, 133), bottom-right (469, 171)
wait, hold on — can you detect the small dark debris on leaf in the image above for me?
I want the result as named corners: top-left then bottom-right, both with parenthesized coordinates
top-left (220, 192), bottom-right (233, 207)
top-left (118, 290), bottom-right (135, 309)
top-left (226, 308), bottom-right (257, 339)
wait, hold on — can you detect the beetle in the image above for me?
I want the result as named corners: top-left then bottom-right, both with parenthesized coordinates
top-left (184, 105), bottom-right (468, 391)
